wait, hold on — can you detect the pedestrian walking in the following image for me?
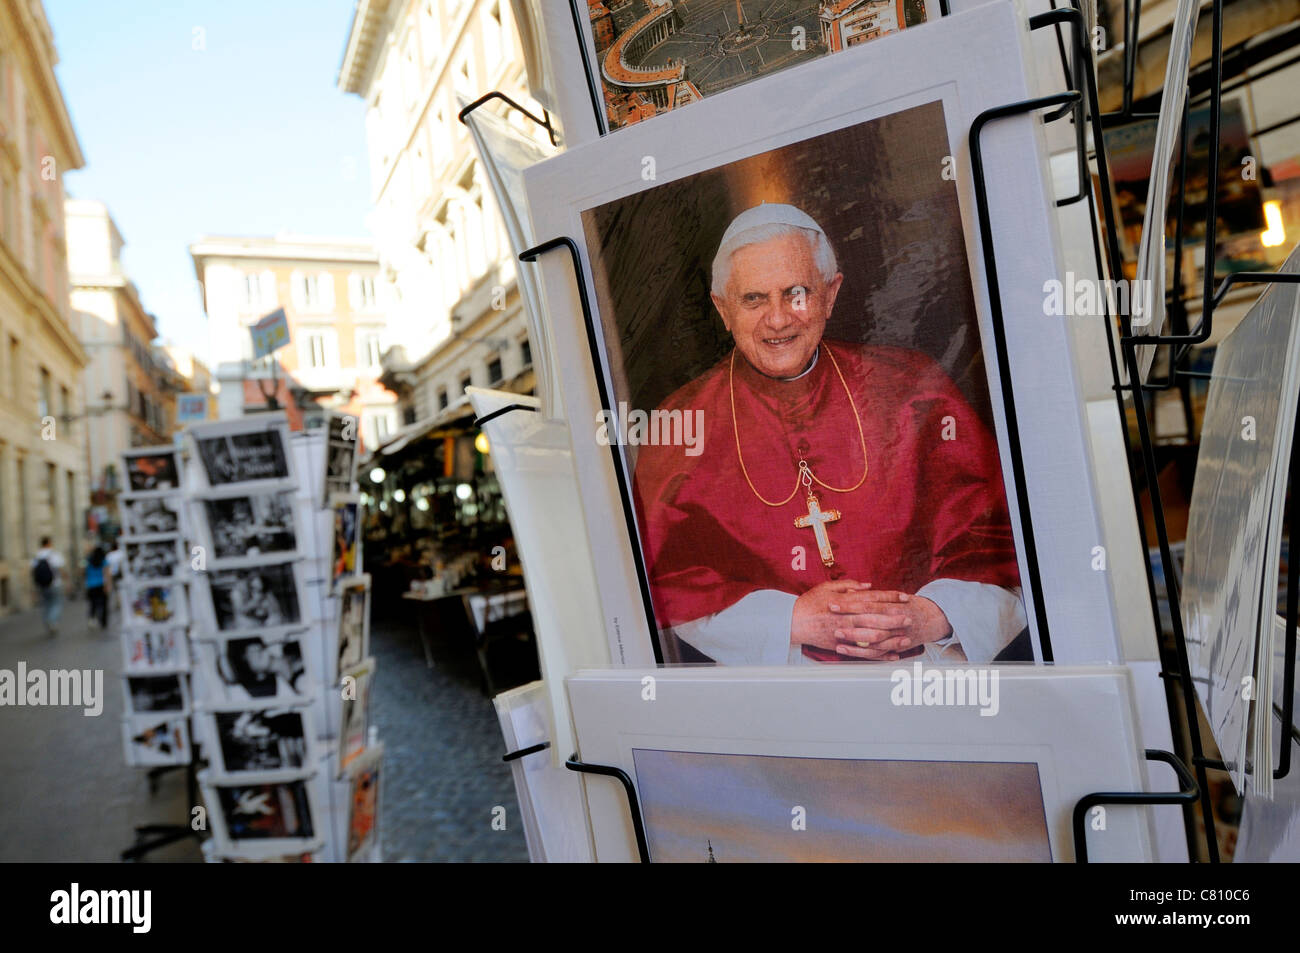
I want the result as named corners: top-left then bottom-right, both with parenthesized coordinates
top-left (31, 536), bottom-right (66, 636)
top-left (85, 545), bottom-right (109, 631)
top-left (105, 537), bottom-right (125, 618)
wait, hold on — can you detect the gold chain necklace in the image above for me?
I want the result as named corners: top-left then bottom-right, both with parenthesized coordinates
top-left (729, 344), bottom-right (869, 507)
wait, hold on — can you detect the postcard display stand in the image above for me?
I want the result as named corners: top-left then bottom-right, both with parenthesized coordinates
top-left (442, 0), bottom-right (1300, 862)
top-left (183, 412), bottom-right (382, 863)
top-left (1089, 0), bottom-right (1300, 860)
top-left (118, 443), bottom-right (203, 860)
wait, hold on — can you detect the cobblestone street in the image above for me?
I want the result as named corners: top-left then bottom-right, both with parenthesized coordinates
top-left (369, 609), bottom-right (530, 862)
top-left (0, 595), bottom-right (530, 862)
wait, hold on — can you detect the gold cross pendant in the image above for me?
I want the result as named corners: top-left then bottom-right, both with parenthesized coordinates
top-left (794, 491), bottom-right (841, 567)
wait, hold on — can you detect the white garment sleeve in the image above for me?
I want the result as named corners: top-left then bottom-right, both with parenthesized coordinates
top-left (916, 579), bottom-right (1027, 663)
top-left (668, 590), bottom-right (804, 665)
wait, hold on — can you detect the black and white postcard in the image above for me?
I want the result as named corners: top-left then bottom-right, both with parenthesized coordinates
top-left (199, 489), bottom-right (300, 562)
top-left (190, 414), bottom-right (293, 488)
top-left (336, 574), bottom-right (371, 678)
top-left (195, 636), bottom-right (311, 705)
top-left (207, 562), bottom-right (303, 634)
top-left (123, 536), bottom-right (185, 582)
top-left (124, 673), bottom-right (189, 715)
top-left (121, 494), bottom-right (183, 536)
top-left (207, 706), bottom-right (312, 775)
top-left (323, 411), bottom-right (360, 503)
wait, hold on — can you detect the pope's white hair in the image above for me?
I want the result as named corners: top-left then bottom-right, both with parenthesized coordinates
top-left (710, 222), bottom-right (838, 298)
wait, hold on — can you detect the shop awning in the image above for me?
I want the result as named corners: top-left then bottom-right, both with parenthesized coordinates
top-left (363, 400), bottom-right (477, 468)
top-left (363, 368), bottom-right (536, 467)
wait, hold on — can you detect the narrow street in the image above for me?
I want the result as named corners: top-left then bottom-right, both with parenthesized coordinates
top-left (0, 595), bottom-right (529, 862)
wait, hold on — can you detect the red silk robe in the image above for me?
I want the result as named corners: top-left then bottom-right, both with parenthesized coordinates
top-left (631, 340), bottom-right (1022, 661)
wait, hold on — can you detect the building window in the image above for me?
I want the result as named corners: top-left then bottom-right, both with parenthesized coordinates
top-left (240, 272), bottom-right (260, 311)
top-left (404, 405), bottom-right (417, 426)
top-left (17, 455), bottom-right (28, 556)
top-left (292, 272), bottom-right (333, 312)
top-left (304, 330), bottom-right (336, 369)
top-left (66, 470), bottom-right (77, 560)
top-left (32, 208), bottom-right (45, 290)
top-left (46, 463), bottom-right (57, 541)
top-left (520, 338), bottom-right (531, 367)
top-left (38, 367), bottom-right (51, 418)
top-left (0, 171), bottom-right (13, 247)
top-left (59, 385), bottom-right (70, 428)
top-left (295, 272), bottom-right (319, 309)
top-left (349, 273), bottom-right (378, 311)
top-left (487, 357), bottom-right (503, 385)
top-left (460, 373), bottom-right (472, 395)
top-left (375, 413), bottom-right (392, 441)
top-left (239, 270), bottom-right (276, 312)
top-left (357, 330), bottom-right (382, 370)
top-left (437, 388), bottom-right (448, 411)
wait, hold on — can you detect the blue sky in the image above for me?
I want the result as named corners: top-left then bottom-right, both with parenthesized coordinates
top-left (47, 0), bottom-right (373, 361)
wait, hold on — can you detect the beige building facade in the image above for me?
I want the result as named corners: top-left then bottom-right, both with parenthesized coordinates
top-left (190, 234), bottom-right (398, 449)
top-left (0, 1), bottom-right (87, 611)
top-left (66, 199), bottom-right (185, 542)
top-left (338, 0), bottom-right (542, 432)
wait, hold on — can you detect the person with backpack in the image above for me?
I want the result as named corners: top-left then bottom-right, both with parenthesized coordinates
top-left (31, 536), bottom-right (66, 636)
top-left (85, 545), bottom-right (109, 630)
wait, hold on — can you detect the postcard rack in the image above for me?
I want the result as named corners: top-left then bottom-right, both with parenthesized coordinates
top-left (458, 90), bottom-right (558, 146)
top-left (466, 0), bottom-right (1297, 864)
top-left (1018, 0), bottom-right (1300, 861)
top-left (491, 13), bottom-right (1213, 858)
top-left (120, 751), bottom-right (204, 862)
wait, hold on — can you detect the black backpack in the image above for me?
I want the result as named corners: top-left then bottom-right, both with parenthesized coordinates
top-left (32, 558), bottom-right (53, 588)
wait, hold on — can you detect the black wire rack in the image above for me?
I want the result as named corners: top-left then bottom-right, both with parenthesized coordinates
top-left (473, 0), bottom-right (1300, 864)
top-left (1053, 0), bottom-right (1300, 861)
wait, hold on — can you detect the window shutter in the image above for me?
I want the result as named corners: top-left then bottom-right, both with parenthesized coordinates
top-left (260, 270), bottom-right (277, 307)
top-left (318, 272), bottom-right (336, 312)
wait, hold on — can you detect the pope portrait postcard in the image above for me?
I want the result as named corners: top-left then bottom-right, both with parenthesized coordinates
top-left (577, 102), bottom-right (1032, 667)
top-left (525, 1), bottom-right (1124, 669)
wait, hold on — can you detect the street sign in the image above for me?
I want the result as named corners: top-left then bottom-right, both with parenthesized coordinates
top-left (176, 393), bottom-right (209, 423)
top-left (251, 307), bottom-right (290, 359)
